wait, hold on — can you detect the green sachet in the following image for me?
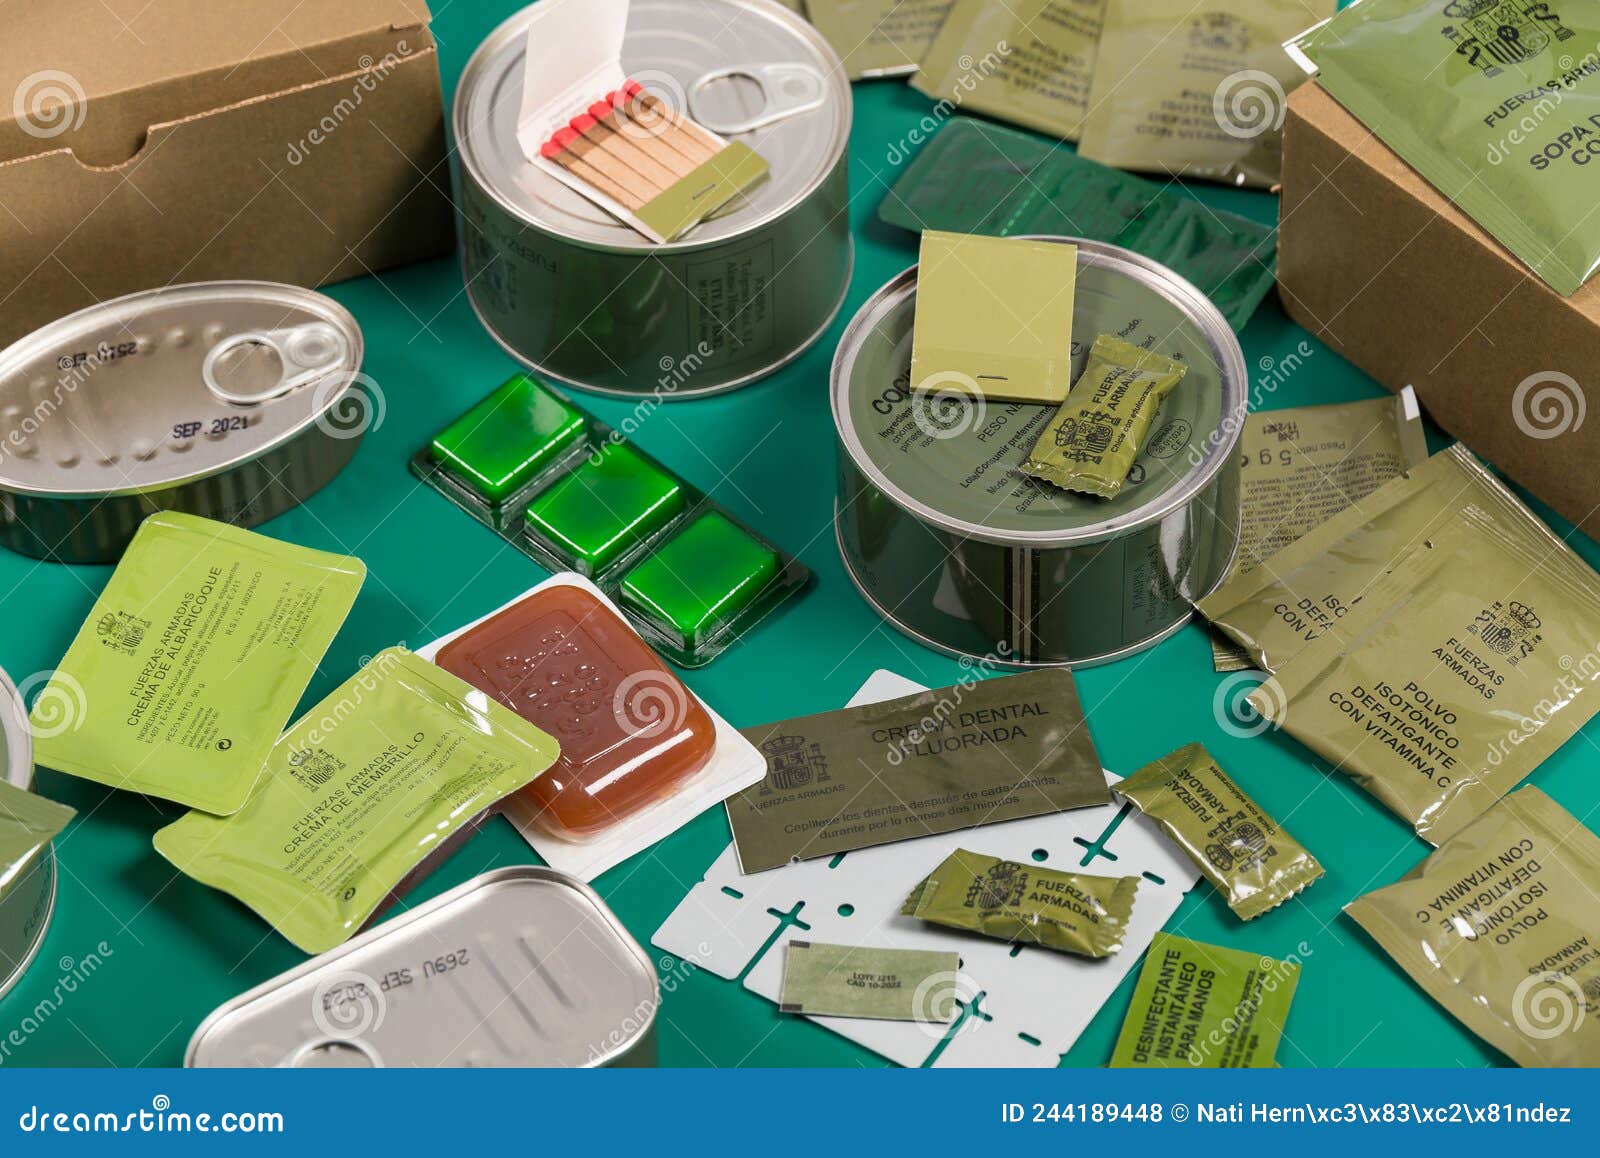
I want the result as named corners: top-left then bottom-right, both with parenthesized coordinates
top-left (878, 118), bottom-right (1279, 332)
top-left (1346, 786), bottom-right (1600, 1067)
top-left (1199, 443), bottom-right (1552, 674)
top-left (1110, 932), bottom-right (1301, 1067)
top-left (1213, 391), bottom-right (1428, 671)
top-left (1020, 334), bottom-right (1187, 498)
top-left (911, 231), bottom-right (1078, 405)
top-left (779, 941), bottom-right (962, 1022)
top-left (910, 0), bottom-right (1106, 141)
top-left (1252, 508), bottom-right (1600, 846)
top-left (804, 0), bottom-right (953, 79)
top-left (1291, 0), bottom-right (1600, 296)
top-left (901, 848), bottom-right (1138, 957)
top-left (1077, 0), bottom-right (1330, 188)
top-left (31, 512), bottom-right (365, 815)
top-left (1118, 743), bottom-right (1323, 921)
top-left (154, 648), bottom-right (560, 954)
top-left (0, 780), bottom-right (74, 904)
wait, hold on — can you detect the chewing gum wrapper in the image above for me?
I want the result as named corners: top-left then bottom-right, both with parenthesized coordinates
top-left (779, 941), bottom-right (961, 1022)
top-left (901, 848), bottom-right (1137, 957)
top-left (1021, 334), bottom-right (1186, 499)
top-left (1118, 742), bottom-right (1322, 920)
top-left (1346, 787), bottom-right (1600, 1067)
top-left (1110, 932), bottom-right (1300, 1067)
top-left (725, 668), bottom-right (1110, 874)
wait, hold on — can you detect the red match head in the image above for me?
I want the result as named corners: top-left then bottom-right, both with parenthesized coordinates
top-left (589, 100), bottom-right (614, 120)
top-left (539, 137), bottom-right (563, 158)
top-left (553, 126), bottom-right (578, 148)
top-left (623, 79), bottom-right (643, 97)
top-left (570, 113), bottom-right (597, 133)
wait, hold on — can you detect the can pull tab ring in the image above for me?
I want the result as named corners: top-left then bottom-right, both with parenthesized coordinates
top-left (202, 322), bottom-right (349, 408)
top-left (687, 63), bottom-right (826, 135)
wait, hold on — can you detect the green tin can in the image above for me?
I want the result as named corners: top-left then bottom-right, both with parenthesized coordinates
top-left (832, 238), bottom-right (1244, 667)
top-left (453, 0), bottom-right (853, 399)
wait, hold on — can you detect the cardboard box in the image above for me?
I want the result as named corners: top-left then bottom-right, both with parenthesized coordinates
top-left (1279, 81), bottom-right (1600, 537)
top-left (0, 0), bottom-right (454, 346)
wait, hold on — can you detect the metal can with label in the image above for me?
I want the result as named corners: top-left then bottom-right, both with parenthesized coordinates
top-left (0, 281), bottom-right (368, 564)
top-left (454, 0), bottom-right (852, 399)
top-left (832, 238), bottom-right (1244, 667)
top-left (0, 665), bottom-right (53, 1005)
top-left (186, 866), bottom-right (659, 1067)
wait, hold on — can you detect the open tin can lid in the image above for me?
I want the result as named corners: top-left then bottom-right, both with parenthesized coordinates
top-left (0, 281), bottom-right (363, 500)
top-left (186, 866), bottom-right (659, 1067)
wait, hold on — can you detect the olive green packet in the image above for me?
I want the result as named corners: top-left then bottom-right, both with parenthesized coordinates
top-left (1348, 786), bottom-right (1600, 1066)
top-left (726, 668), bottom-right (1111, 873)
top-left (1078, 0), bottom-right (1330, 188)
top-left (0, 780), bottom-right (74, 904)
top-left (31, 511), bottom-right (365, 816)
top-left (1214, 390), bottom-right (1428, 671)
top-left (1291, 0), bottom-right (1600, 296)
top-left (154, 648), bottom-right (560, 954)
top-left (911, 231), bottom-right (1078, 406)
top-left (779, 941), bottom-right (961, 1022)
top-left (1119, 742), bottom-right (1322, 920)
top-left (1110, 932), bottom-right (1301, 1067)
top-left (1199, 443), bottom-right (1550, 674)
top-left (1021, 334), bottom-right (1186, 499)
top-left (911, 0), bottom-right (1106, 141)
top-left (877, 118), bottom-right (1279, 332)
top-left (804, 0), bottom-right (953, 80)
top-left (1252, 508), bottom-right (1600, 846)
top-left (902, 847), bottom-right (1137, 957)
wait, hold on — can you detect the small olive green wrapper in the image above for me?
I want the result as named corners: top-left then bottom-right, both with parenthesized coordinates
top-left (1251, 508), bottom-right (1600, 847)
top-left (0, 780), bottom-right (74, 906)
top-left (902, 848), bottom-right (1137, 957)
top-left (805, 0), bottom-right (953, 80)
top-left (1292, 0), bottom-right (1600, 296)
top-left (1199, 444), bottom-right (1548, 675)
top-left (1347, 787), bottom-right (1600, 1067)
top-left (911, 231), bottom-right (1078, 406)
top-left (780, 941), bottom-right (962, 1022)
top-left (1214, 391), bottom-right (1428, 671)
top-left (154, 648), bottom-right (560, 954)
top-left (1078, 0), bottom-right (1330, 188)
top-left (911, 0), bottom-right (1106, 141)
top-left (727, 668), bottom-right (1111, 874)
top-left (1021, 334), bottom-right (1186, 499)
top-left (1110, 932), bottom-right (1301, 1067)
top-left (31, 512), bottom-right (365, 816)
top-left (1119, 743), bottom-right (1323, 921)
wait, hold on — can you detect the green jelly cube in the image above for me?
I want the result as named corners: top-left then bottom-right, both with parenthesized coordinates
top-left (524, 442), bottom-right (684, 573)
top-left (620, 511), bottom-right (780, 645)
top-left (430, 373), bottom-right (586, 503)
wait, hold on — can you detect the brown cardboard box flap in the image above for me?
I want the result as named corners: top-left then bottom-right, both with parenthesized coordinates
top-left (0, 0), bottom-right (452, 345)
top-left (3, 0), bottom-right (434, 168)
top-left (1280, 80), bottom-right (1600, 536)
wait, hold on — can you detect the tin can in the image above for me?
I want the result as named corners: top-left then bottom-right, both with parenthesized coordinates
top-left (0, 665), bottom-right (53, 1005)
top-left (186, 866), bottom-right (659, 1067)
top-left (0, 281), bottom-right (368, 564)
top-left (832, 239), bottom-right (1244, 667)
top-left (454, 0), bottom-right (852, 399)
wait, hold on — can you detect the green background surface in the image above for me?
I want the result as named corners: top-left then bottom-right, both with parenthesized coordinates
top-left (4, 0), bottom-right (1596, 1069)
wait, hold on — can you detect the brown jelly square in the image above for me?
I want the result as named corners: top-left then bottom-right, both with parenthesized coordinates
top-left (434, 584), bottom-right (716, 840)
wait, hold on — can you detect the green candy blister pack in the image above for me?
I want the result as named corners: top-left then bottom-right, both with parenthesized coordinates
top-left (878, 118), bottom-right (1278, 332)
top-left (411, 373), bottom-right (810, 668)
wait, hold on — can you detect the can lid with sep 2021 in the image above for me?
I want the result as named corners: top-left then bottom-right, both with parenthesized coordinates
top-left (186, 867), bottom-right (660, 1067)
top-left (0, 281), bottom-right (367, 562)
top-left (456, 0), bottom-right (850, 253)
